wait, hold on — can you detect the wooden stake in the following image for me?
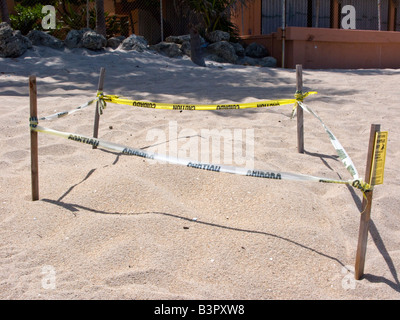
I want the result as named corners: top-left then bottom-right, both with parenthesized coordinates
top-left (93, 67), bottom-right (106, 149)
top-left (29, 75), bottom-right (39, 201)
top-left (296, 64), bottom-right (304, 154)
top-left (355, 124), bottom-right (380, 280)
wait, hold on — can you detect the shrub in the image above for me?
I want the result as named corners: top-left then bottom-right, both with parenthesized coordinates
top-left (10, 3), bottom-right (46, 35)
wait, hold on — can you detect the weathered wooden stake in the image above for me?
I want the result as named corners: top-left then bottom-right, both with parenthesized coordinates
top-left (29, 75), bottom-right (39, 201)
top-left (355, 124), bottom-right (380, 280)
top-left (296, 64), bottom-right (304, 153)
top-left (93, 67), bottom-right (106, 149)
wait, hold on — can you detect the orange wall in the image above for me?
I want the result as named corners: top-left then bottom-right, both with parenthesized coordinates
top-left (283, 27), bottom-right (400, 69)
top-left (241, 27), bottom-right (400, 69)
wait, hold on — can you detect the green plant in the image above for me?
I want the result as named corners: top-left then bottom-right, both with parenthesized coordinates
top-left (58, 3), bottom-right (127, 38)
top-left (58, 2), bottom-right (87, 31)
top-left (184, 0), bottom-right (241, 38)
top-left (10, 3), bottom-right (46, 35)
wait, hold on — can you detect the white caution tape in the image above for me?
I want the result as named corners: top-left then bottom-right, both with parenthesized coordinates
top-left (298, 101), bottom-right (360, 181)
top-left (38, 99), bottom-right (97, 121)
top-left (32, 124), bottom-right (368, 190)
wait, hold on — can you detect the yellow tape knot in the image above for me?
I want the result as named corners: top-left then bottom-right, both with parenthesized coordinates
top-left (291, 91), bottom-right (317, 119)
top-left (96, 91), bottom-right (107, 115)
top-left (294, 90), bottom-right (306, 102)
top-left (291, 91), bottom-right (304, 119)
top-left (352, 179), bottom-right (373, 201)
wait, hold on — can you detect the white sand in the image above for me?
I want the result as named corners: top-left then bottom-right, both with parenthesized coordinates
top-left (0, 45), bottom-right (399, 300)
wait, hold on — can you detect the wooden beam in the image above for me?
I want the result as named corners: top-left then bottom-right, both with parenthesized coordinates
top-left (296, 64), bottom-right (304, 154)
top-left (330, 0), bottom-right (340, 29)
top-left (354, 124), bottom-right (381, 280)
top-left (388, 0), bottom-right (396, 31)
top-left (92, 67), bottom-right (106, 149)
top-left (29, 75), bottom-right (39, 201)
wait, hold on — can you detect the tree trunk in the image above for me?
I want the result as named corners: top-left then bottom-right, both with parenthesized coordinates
top-left (189, 25), bottom-right (206, 67)
top-left (0, 0), bottom-right (10, 24)
top-left (96, 0), bottom-right (106, 36)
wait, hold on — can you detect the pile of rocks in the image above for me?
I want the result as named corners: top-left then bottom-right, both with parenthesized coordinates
top-left (0, 23), bottom-right (109, 57)
top-left (147, 30), bottom-right (277, 67)
top-left (0, 23), bottom-right (276, 67)
top-left (0, 22), bottom-right (32, 58)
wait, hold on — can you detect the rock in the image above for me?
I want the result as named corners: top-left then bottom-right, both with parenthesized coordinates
top-left (0, 22), bottom-right (32, 58)
top-left (81, 30), bottom-right (106, 50)
top-left (206, 54), bottom-right (227, 63)
top-left (27, 30), bottom-right (63, 49)
top-left (149, 42), bottom-right (182, 58)
top-left (230, 42), bottom-right (245, 57)
top-left (206, 41), bottom-right (238, 64)
top-left (237, 56), bottom-right (259, 66)
top-left (237, 55), bottom-right (277, 68)
top-left (64, 29), bottom-right (86, 49)
top-left (205, 30), bottom-right (230, 43)
top-left (165, 34), bottom-right (190, 44)
top-left (0, 22), bottom-right (13, 40)
top-left (259, 56), bottom-right (277, 67)
top-left (106, 36), bottom-right (125, 49)
top-left (180, 40), bottom-right (191, 56)
top-left (119, 34), bottom-right (148, 52)
top-left (245, 42), bottom-right (269, 58)
top-left (64, 29), bottom-right (106, 50)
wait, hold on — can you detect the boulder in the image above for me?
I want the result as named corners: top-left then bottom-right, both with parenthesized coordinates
top-left (230, 42), bottom-right (245, 57)
top-left (259, 56), bottom-right (277, 67)
top-left (244, 42), bottom-right (269, 58)
top-left (237, 55), bottom-right (277, 68)
top-left (205, 30), bottom-right (230, 43)
top-left (119, 34), bottom-right (148, 52)
top-left (0, 22), bottom-right (13, 40)
top-left (64, 29), bottom-right (106, 50)
top-left (27, 30), bottom-right (63, 49)
top-left (180, 40), bottom-right (191, 56)
top-left (64, 29), bottom-right (87, 49)
top-left (0, 22), bottom-right (32, 58)
top-left (237, 56), bottom-right (259, 66)
top-left (206, 54), bottom-right (227, 63)
top-left (107, 36), bottom-right (125, 49)
top-left (149, 42), bottom-right (182, 58)
top-left (165, 34), bottom-right (190, 44)
top-left (81, 30), bottom-right (106, 50)
top-left (206, 41), bottom-right (238, 64)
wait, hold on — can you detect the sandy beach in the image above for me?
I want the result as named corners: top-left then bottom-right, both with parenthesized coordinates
top-left (0, 45), bottom-right (399, 300)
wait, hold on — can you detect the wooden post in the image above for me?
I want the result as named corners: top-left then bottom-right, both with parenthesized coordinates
top-left (29, 75), bottom-right (39, 201)
top-left (354, 124), bottom-right (380, 280)
top-left (296, 64), bottom-right (304, 154)
top-left (388, 0), bottom-right (396, 31)
top-left (93, 67), bottom-right (106, 149)
top-left (330, 0), bottom-right (340, 29)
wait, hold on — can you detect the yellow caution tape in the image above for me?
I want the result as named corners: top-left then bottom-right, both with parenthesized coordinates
top-left (31, 89), bottom-right (374, 195)
top-left (97, 91), bottom-right (318, 111)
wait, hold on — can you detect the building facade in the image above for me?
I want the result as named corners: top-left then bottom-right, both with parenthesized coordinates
top-left (232, 0), bottom-right (400, 69)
